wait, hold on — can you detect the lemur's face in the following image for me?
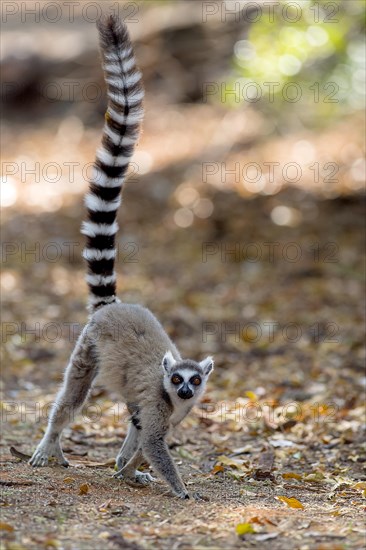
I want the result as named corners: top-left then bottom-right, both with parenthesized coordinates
top-left (162, 352), bottom-right (214, 401)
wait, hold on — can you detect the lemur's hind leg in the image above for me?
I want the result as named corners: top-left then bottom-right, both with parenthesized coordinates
top-left (115, 423), bottom-right (139, 470)
top-left (29, 331), bottom-right (98, 467)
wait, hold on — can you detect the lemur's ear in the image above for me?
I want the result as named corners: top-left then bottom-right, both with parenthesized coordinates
top-left (199, 356), bottom-right (214, 376)
top-left (162, 351), bottom-right (176, 373)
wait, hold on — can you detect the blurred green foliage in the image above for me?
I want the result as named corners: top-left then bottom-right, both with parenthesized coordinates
top-left (227, 0), bottom-right (365, 129)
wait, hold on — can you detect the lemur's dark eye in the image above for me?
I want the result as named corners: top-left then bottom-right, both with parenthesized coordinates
top-left (190, 376), bottom-right (201, 386)
top-left (171, 374), bottom-right (182, 385)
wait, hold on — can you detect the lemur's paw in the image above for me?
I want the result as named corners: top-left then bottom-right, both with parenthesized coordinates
top-left (29, 449), bottom-right (50, 467)
top-left (113, 469), bottom-right (155, 487)
top-left (113, 468), bottom-right (125, 480)
top-left (29, 444), bottom-right (69, 468)
top-left (176, 491), bottom-right (190, 500)
top-left (134, 471), bottom-right (156, 485)
top-left (171, 490), bottom-right (207, 501)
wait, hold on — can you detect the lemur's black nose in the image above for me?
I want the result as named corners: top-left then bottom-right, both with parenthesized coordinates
top-left (178, 386), bottom-right (193, 399)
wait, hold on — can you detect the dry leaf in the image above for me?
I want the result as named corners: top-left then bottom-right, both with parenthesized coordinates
top-left (248, 516), bottom-right (265, 525)
top-left (227, 470), bottom-right (247, 481)
top-left (236, 523), bottom-right (256, 535)
top-left (79, 483), bottom-right (89, 495)
top-left (254, 450), bottom-right (275, 480)
top-left (245, 391), bottom-right (258, 401)
top-left (211, 465), bottom-right (224, 474)
top-left (353, 482), bottom-right (366, 490)
top-left (0, 522), bottom-right (14, 532)
top-left (282, 472), bottom-right (302, 480)
top-left (276, 496), bottom-right (304, 509)
top-left (216, 455), bottom-right (244, 469)
top-left (303, 472), bottom-right (325, 482)
top-left (63, 477), bottom-right (75, 484)
top-left (73, 458), bottom-right (115, 468)
top-left (99, 499), bottom-right (112, 511)
top-left (44, 539), bottom-right (60, 548)
top-left (9, 446), bottom-right (31, 461)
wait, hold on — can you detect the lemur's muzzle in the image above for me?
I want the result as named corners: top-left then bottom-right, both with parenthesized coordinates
top-left (177, 384), bottom-right (193, 400)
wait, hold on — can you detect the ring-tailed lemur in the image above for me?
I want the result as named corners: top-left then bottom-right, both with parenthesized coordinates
top-left (29, 15), bottom-right (214, 500)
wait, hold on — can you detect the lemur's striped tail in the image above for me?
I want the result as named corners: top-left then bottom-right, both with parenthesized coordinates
top-left (81, 15), bottom-right (144, 312)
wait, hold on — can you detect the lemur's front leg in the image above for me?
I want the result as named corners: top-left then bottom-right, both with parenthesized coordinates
top-left (139, 407), bottom-right (189, 499)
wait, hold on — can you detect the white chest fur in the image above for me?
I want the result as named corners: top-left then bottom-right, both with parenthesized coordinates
top-left (170, 400), bottom-right (194, 427)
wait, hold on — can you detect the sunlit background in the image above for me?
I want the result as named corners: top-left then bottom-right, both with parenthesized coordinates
top-left (1, 0), bottom-right (365, 215)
